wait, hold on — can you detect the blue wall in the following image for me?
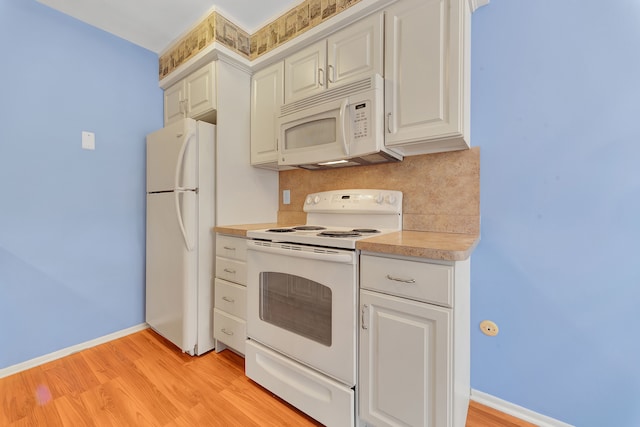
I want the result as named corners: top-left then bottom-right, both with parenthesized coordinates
top-left (0, 1), bottom-right (162, 368)
top-left (471, 1), bottom-right (640, 426)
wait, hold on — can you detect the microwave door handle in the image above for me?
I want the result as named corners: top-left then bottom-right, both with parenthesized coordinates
top-left (339, 98), bottom-right (349, 155)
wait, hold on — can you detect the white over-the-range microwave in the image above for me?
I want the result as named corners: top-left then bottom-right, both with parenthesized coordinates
top-left (277, 74), bottom-right (402, 170)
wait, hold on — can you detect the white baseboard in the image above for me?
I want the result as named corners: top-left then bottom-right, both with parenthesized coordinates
top-left (0, 323), bottom-right (149, 379)
top-left (471, 389), bottom-right (574, 427)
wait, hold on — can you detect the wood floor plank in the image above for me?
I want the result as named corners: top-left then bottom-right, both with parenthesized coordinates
top-left (466, 400), bottom-right (538, 427)
top-left (0, 329), bottom-right (533, 426)
top-left (54, 394), bottom-right (97, 427)
top-left (43, 352), bottom-right (101, 399)
top-left (77, 383), bottom-right (127, 427)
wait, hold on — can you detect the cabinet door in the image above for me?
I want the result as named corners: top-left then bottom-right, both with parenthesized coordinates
top-left (185, 62), bottom-right (216, 119)
top-left (164, 82), bottom-right (185, 125)
top-left (251, 62), bottom-right (284, 165)
top-left (359, 289), bottom-right (451, 427)
top-left (327, 12), bottom-right (383, 88)
top-left (284, 40), bottom-right (326, 103)
top-left (385, 0), bottom-right (467, 154)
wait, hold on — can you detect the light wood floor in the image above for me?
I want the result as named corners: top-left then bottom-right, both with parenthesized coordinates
top-left (0, 329), bottom-right (535, 426)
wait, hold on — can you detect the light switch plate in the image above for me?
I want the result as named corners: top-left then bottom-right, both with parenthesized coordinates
top-left (283, 189), bottom-right (291, 205)
top-left (82, 131), bottom-right (95, 150)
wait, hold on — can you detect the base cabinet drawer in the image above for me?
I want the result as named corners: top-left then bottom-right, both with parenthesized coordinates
top-left (360, 254), bottom-right (453, 307)
top-left (216, 234), bottom-right (248, 261)
top-left (214, 278), bottom-right (246, 319)
top-left (213, 309), bottom-right (246, 355)
top-left (215, 257), bottom-right (247, 285)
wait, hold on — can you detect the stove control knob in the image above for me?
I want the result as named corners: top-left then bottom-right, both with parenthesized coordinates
top-left (375, 193), bottom-right (384, 204)
top-left (385, 194), bottom-right (397, 205)
top-left (313, 195), bottom-right (321, 204)
top-left (306, 196), bottom-right (313, 205)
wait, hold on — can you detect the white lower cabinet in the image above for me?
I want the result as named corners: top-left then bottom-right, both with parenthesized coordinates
top-left (359, 290), bottom-right (450, 427)
top-left (359, 254), bottom-right (470, 427)
top-left (214, 234), bottom-right (248, 355)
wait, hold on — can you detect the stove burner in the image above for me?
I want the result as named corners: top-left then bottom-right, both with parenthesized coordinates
top-left (318, 230), bottom-right (362, 238)
top-left (352, 228), bottom-right (380, 234)
top-left (292, 225), bottom-right (327, 231)
top-left (266, 228), bottom-right (295, 233)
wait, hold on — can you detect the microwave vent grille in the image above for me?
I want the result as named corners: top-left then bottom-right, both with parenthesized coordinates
top-left (280, 74), bottom-right (382, 117)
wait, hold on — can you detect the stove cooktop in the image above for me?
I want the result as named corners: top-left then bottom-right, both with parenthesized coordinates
top-left (247, 225), bottom-right (395, 249)
top-left (247, 189), bottom-right (403, 250)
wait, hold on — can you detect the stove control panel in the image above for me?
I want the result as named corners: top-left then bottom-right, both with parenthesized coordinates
top-left (304, 189), bottom-right (402, 214)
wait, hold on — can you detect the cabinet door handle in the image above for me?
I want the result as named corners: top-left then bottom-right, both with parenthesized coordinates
top-left (361, 304), bottom-right (369, 330)
top-left (223, 268), bottom-right (236, 274)
top-left (223, 246), bottom-right (236, 251)
top-left (182, 98), bottom-right (189, 116)
top-left (221, 328), bottom-right (234, 336)
top-left (327, 64), bottom-right (335, 83)
top-left (222, 296), bottom-right (235, 303)
top-left (387, 112), bottom-right (393, 133)
top-left (386, 274), bottom-right (416, 284)
top-left (318, 68), bottom-right (325, 86)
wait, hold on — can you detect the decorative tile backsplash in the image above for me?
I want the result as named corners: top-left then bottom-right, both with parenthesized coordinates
top-left (277, 147), bottom-right (481, 235)
top-left (159, 0), bottom-right (363, 80)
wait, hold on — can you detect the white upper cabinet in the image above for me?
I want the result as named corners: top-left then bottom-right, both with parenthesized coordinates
top-left (163, 82), bottom-right (185, 125)
top-left (250, 61), bottom-right (284, 167)
top-left (326, 12), bottom-right (383, 88)
top-left (164, 62), bottom-right (217, 126)
top-left (284, 40), bottom-right (326, 103)
top-left (384, 0), bottom-right (471, 155)
top-left (284, 12), bottom-right (383, 104)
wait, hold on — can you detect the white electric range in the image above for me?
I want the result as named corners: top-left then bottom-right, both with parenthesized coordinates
top-left (244, 189), bottom-right (402, 427)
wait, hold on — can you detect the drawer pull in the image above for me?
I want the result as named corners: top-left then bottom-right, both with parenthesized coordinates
top-left (223, 268), bottom-right (236, 274)
top-left (221, 328), bottom-right (234, 336)
top-left (223, 246), bottom-right (236, 251)
top-left (386, 274), bottom-right (416, 284)
top-left (222, 296), bottom-right (235, 303)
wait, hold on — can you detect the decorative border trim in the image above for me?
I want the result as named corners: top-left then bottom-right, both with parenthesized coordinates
top-left (471, 389), bottom-right (575, 427)
top-left (0, 323), bottom-right (149, 379)
top-left (159, 0), bottom-right (365, 79)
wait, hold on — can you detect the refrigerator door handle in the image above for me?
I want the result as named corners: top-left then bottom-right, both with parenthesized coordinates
top-left (175, 190), bottom-right (194, 252)
top-left (174, 129), bottom-right (195, 191)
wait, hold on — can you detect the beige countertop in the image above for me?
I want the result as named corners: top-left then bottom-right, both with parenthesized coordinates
top-left (355, 230), bottom-right (479, 261)
top-left (214, 225), bottom-right (479, 262)
top-left (214, 223), bottom-right (279, 236)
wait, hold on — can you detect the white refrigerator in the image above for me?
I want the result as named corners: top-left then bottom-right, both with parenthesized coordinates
top-left (145, 118), bottom-right (215, 355)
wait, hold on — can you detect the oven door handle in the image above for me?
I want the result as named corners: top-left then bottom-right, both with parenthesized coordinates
top-left (247, 242), bottom-right (355, 264)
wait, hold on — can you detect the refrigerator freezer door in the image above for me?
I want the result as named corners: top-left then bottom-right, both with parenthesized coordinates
top-left (146, 190), bottom-right (198, 354)
top-left (147, 118), bottom-right (198, 193)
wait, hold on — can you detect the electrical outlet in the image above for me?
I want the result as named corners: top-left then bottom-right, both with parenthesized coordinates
top-left (283, 189), bottom-right (291, 205)
top-left (480, 320), bottom-right (499, 336)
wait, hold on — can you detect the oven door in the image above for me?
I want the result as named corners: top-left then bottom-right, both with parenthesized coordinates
top-left (246, 240), bottom-right (357, 386)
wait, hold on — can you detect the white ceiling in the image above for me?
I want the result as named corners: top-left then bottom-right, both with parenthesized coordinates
top-left (36, 0), bottom-right (301, 53)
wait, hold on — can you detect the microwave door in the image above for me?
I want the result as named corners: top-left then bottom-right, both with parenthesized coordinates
top-left (278, 98), bottom-right (349, 166)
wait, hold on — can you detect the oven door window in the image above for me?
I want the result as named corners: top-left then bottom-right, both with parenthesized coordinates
top-left (259, 272), bottom-right (332, 346)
